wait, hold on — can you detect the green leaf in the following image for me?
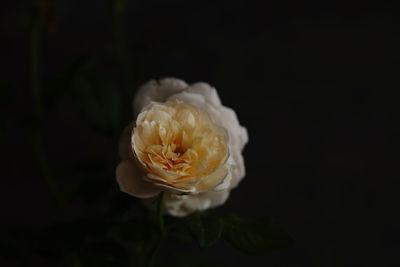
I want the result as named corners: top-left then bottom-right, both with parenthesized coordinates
top-left (221, 215), bottom-right (294, 254)
top-left (188, 212), bottom-right (222, 248)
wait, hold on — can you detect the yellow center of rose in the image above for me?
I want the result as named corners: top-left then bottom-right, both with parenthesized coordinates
top-left (132, 101), bottom-right (229, 192)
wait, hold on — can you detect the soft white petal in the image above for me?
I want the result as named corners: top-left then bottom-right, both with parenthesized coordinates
top-left (116, 161), bottom-right (161, 198)
top-left (167, 91), bottom-right (206, 108)
top-left (133, 78), bottom-right (188, 116)
top-left (145, 173), bottom-right (196, 194)
top-left (142, 189), bottom-right (230, 217)
top-left (213, 156), bottom-right (235, 191)
top-left (192, 162), bottom-right (230, 192)
top-left (164, 190), bottom-right (230, 217)
top-left (186, 82), bottom-right (222, 107)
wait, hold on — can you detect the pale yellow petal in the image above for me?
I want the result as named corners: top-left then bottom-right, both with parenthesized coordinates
top-left (132, 100), bottom-right (229, 192)
top-left (192, 164), bottom-right (229, 192)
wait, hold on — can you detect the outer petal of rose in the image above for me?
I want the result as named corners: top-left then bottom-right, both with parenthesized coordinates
top-left (217, 106), bottom-right (248, 188)
top-left (195, 104), bottom-right (248, 188)
top-left (141, 189), bottom-right (230, 217)
top-left (185, 82), bottom-right (222, 107)
top-left (141, 161), bottom-right (231, 195)
top-left (163, 189), bottom-right (230, 217)
top-left (133, 78), bottom-right (188, 116)
top-left (116, 161), bottom-right (161, 198)
top-left (145, 173), bottom-right (196, 194)
top-left (191, 163), bottom-right (230, 192)
top-left (167, 91), bottom-right (206, 108)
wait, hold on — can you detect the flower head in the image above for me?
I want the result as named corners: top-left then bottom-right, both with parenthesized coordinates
top-left (117, 78), bottom-right (248, 216)
top-left (133, 101), bottom-right (229, 193)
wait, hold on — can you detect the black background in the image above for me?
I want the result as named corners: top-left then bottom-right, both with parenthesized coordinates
top-left (1, 1), bottom-right (399, 266)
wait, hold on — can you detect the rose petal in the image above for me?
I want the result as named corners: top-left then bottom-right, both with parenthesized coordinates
top-left (146, 173), bottom-right (196, 193)
top-left (116, 161), bottom-right (161, 198)
top-left (133, 78), bottom-right (188, 116)
top-left (213, 156), bottom-right (235, 191)
top-left (186, 82), bottom-right (222, 107)
top-left (167, 91), bottom-right (206, 108)
top-left (121, 78), bottom-right (248, 216)
top-left (163, 189), bottom-right (230, 217)
top-left (192, 164), bottom-right (229, 192)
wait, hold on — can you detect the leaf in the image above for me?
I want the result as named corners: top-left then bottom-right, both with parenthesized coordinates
top-left (221, 215), bottom-right (294, 254)
top-left (188, 212), bottom-right (222, 248)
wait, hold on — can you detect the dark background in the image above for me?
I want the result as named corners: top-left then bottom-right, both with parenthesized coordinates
top-left (1, 1), bottom-right (399, 266)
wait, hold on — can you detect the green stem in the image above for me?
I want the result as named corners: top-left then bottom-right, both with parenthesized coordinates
top-left (145, 191), bottom-right (165, 267)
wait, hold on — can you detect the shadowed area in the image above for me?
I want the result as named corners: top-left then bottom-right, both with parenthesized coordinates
top-left (1, 1), bottom-right (398, 266)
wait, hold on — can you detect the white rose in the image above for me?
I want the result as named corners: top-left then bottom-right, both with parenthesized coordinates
top-left (116, 78), bottom-right (248, 216)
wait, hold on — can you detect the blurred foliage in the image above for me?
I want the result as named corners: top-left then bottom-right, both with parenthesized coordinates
top-left (188, 211), bottom-right (222, 249)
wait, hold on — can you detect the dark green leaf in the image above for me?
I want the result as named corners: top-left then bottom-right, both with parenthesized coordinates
top-left (221, 215), bottom-right (294, 254)
top-left (188, 212), bottom-right (222, 248)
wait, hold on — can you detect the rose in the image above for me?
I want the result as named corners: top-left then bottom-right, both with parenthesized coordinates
top-left (116, 78), bottom-right (248, 216)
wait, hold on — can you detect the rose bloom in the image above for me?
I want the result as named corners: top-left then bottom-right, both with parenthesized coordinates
top-left (116, 78), bottom-right (248, 216)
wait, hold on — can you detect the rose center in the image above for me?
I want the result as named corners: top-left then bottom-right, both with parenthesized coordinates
top-left (133, 101), bottom-right (228, 182)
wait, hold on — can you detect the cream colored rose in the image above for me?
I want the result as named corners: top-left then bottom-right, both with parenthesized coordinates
top-left (116, 78), bottom-right (248, 216)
